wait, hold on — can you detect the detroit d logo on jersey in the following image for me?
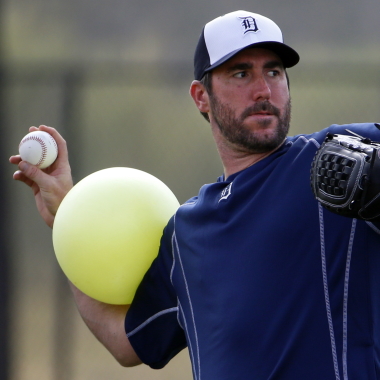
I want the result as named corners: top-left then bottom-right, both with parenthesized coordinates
top-left (238, 16), bottom-right (259, 34)
top-left (219, 182), bottom-right (233, 203)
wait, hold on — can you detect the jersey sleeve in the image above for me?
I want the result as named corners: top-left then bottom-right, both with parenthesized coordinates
top-left (124, 216), bottom-right (187, 369)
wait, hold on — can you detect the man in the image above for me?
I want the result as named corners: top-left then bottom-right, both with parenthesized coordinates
top-left (10, 10), bottom-right (380, 380)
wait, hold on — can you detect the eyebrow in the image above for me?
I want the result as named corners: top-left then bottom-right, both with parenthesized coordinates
top-left (226, 60), bottom-right (284, 72)
top-left (226, 62), bottom-right (252, 72)
top-left (264, 60), bottom-right (284, 69)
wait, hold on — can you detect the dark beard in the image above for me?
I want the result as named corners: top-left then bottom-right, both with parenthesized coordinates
top-left (209, 95), bottom-right (291, 154)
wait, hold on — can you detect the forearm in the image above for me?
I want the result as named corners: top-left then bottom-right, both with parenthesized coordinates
top-left (69, 282), bottom-right (142, 367)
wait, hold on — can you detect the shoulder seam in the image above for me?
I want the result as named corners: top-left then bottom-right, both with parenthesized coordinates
top-left (293, 135), bottom-right (321, 148)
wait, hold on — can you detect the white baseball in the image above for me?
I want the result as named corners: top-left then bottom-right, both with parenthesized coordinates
top-left (19, 131), bottom-right (58, 169)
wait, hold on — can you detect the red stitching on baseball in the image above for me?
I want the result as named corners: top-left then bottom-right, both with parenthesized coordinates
top-left (19, 135), bottom-right (56, 167)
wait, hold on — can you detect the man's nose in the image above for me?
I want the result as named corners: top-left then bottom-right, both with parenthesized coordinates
top-left (252, 76), bottom-right (271, 101)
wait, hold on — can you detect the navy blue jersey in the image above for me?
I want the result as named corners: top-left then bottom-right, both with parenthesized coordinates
top-left (125, 123), bottom-right (380, 380)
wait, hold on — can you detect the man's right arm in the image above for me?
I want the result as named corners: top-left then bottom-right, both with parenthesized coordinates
top-left (70, 283), bottom-right (142, 366)
top-left (9, 125), bottom-right (142, 367)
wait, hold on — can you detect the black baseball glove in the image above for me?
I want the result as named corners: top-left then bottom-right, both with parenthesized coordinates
top-left (310, 129), bottom-right (380, 220)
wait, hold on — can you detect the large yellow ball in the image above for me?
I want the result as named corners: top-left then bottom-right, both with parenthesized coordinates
top-left (52, 167), bottom-right (180, 305)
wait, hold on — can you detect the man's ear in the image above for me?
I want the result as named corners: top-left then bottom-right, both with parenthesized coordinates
top-left (189, 80), bottom-right (210, 114)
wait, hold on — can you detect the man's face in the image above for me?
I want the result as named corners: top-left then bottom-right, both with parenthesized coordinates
top-left (208, 48), bottom-right (291, 154)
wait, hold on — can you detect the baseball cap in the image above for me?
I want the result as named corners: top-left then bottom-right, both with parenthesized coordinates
top-left (194, 10), bottom-right (300, 80)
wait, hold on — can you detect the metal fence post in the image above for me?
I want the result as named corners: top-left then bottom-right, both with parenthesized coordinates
top-left (0, 61), bottom-right (10, 380)
top-left (0, 0), bottom-right (10, 372)
top-left (52, 67), bottom-right (85, 380)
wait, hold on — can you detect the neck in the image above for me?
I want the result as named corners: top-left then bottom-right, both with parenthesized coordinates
top-left (222, 145), bottom-right (283, 180)
top-left (211, 125), bottom-right (286, 179)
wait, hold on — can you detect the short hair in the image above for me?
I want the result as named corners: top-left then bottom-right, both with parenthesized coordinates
top-left (199, 72), bottom-right (212, 122)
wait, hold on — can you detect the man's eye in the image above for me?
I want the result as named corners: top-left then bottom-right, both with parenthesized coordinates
top-left (233, 71), bottom-right (247, 78)
top-left (268, 70), bottom-right (280, 77)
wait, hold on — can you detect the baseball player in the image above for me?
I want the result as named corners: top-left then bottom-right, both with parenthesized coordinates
top-left (10, 10), bottom-right (380, 380)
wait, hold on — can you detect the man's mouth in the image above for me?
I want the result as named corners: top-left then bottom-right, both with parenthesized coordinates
top-left (253, 111), bottom-right (272, 116)
top-left (241, 101), bottom-right (280, 120)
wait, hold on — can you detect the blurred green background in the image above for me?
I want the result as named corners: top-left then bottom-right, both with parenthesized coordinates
top-left (2, 0), bottom-right (380, 379)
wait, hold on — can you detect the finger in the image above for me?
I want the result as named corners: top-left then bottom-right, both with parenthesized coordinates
top-left (36, 125), bottom-right (70, 163)
top-left (17, 161), bottom-right (48, 186)
top-left (9, 155), bottom-right (22, 165)
top-left (13, 170), bottom-right (36, 188)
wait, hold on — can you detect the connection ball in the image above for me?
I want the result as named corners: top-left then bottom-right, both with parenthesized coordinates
top-left (53, 167), bottom-right (180, 304)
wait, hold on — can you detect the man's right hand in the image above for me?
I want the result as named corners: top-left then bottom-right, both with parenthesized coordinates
top-left (9, 125), bottom-right (74, 228)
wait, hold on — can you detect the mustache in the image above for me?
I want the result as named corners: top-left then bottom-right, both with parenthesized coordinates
top-left (240, 101), bottom-right (281, 120)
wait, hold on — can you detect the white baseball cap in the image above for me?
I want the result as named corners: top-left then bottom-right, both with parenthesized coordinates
top-left (194, 10), bottom-right (300, 80)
